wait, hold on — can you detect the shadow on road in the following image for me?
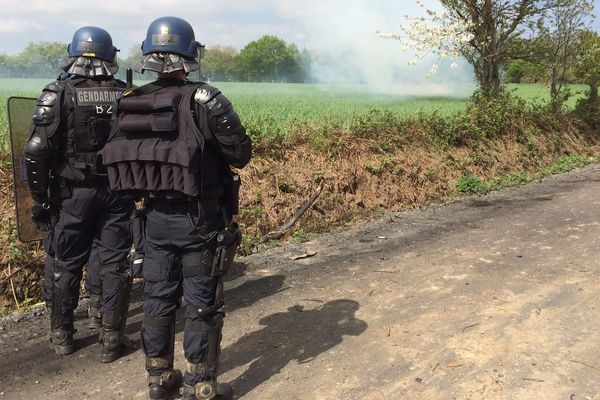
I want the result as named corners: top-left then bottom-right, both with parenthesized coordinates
top-left (220, 299), bottom-right (368, 399)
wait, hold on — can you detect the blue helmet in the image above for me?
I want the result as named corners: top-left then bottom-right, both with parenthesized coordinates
top-left (141, 16), bottom-right (199, 60)
top-left (67, 26), bottom-right (117, 62)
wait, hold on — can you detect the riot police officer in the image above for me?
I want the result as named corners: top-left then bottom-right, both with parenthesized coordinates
top-left (24, 26), bottom-right (134, 361)
top-left (101, 16), bottom-right (251, 400)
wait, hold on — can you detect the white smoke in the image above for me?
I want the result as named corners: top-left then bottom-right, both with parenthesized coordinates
top-left (275, 0), bottom-right (475, 96)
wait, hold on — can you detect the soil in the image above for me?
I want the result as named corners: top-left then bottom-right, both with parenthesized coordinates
top-left (2, 164), bottom-right (600, 399)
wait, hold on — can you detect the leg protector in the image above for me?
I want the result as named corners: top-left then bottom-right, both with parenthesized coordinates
top-left (183, 304), bottom-right (224, 395)
top-left (143, 314), bottom-right (177, 374)
top-left (88, 293), bottom-right (102, 330)
top-left (47, 259), bottom-right (77, 355)
top-left (99, 261), bottom-right (133, 363)
top-left (145, 314), bottom-right (180, 400)
top-left (101, 260), bottom-right (133, 328)
top-left (49, 258), bottom-right (68, 330)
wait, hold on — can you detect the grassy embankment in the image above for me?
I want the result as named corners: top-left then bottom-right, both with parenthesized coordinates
top-left (0, 79), bottom-right (596, 312)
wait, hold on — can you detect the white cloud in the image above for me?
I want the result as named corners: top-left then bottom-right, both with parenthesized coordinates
top-left (0, 19), bottom-right (42, 34)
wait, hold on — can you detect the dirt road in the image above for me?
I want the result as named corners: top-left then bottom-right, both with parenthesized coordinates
top-left (2, 165), bottom-right (600, 400)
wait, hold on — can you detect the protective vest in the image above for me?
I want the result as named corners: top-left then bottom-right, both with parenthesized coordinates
top-left (61, 77), bottom-right (125, 182)
top-left (102, 81), bottom-right (206, 197)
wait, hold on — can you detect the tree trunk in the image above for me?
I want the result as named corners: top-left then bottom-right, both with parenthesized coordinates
top-left (474, 51), bottom-right (501, 96)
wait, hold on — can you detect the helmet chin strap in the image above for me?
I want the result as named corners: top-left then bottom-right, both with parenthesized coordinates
top-left (62, 57), bottom-right (119, 78)
top-left (135, 52), bottom-right (199, 75)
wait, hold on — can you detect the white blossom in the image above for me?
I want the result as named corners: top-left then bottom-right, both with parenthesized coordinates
top-left (377, 1), bottom-right (474, 77)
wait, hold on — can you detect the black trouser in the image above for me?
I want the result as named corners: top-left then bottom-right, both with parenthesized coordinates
top-left (84, 244), bottom-right (102, 296)
top-left (42, 185), bottom-right (134, 329)
top-left (141, 198), bottom-right (223, 380)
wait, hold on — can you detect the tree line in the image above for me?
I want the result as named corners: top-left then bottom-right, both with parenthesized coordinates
top-left (0, 35), bottom-right (311, 83)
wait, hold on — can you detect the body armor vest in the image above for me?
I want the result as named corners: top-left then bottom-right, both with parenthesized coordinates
top-left (61, 77), bottom-right (125, 182)
top-left (102, 81), bottom-right (206, 197)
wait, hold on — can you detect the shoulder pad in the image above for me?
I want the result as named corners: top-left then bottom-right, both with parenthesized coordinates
top-left (32, 81), bottom-right (64, 127)
top-left (32, 106), bottom-right (55, 125)
top-left (206, 93), bottom-right (232, 117)
top-left (37, 90), bottom-right (58, 107)
top-left (194, 85), bottom-right (221, 104)
top-left (43, 81), bottom-right (65, 93)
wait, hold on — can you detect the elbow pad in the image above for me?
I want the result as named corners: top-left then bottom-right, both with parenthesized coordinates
top-left (23, 133), bottom-right (50, 200)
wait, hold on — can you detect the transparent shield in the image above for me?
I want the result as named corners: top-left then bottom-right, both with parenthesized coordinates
top-left (7, 97), bottom-right (42, 242)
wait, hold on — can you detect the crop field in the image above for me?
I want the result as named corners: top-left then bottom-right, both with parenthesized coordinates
top-left (0, 78), bottom-right (588, 150)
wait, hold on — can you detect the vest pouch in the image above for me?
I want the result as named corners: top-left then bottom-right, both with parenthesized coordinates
top-left (131, 160), bottom-right (147, 189)
top-left (145, 162), bottom-right (160, 191)
top-left (119, 91), bottom-right (181, 112)
top-left (155, 138), bottom-right (174, 162)
top-left (183, 166), bottom-right (197, 196)
top-left (152, 112), bottom-right (178, 132)
top-left (118, 114), bottom-right (149, 133)
top-left (138, 138), bottom-right (159, 160)
top-left (118, 112), bottom-right (178, 134)
top-left (118, 96), bottom-right (154, 112)
top-left (107, 164), bottom-right (122, 190)
top-left (172, 164), bottom-right (185, 193)
top-left (159, 163), bottom-right (174, 191)
top-left (117, 162), bottom-right (134, 190)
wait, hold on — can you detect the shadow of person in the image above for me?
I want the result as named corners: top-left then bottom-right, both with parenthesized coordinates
top-left (226, 274), bottom-right (288, 314)
top-left (220, 299), bottom-right (368, 398)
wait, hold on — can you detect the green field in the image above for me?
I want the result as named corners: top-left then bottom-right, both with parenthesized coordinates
top-left (0, 78), bottom-right (588, 149)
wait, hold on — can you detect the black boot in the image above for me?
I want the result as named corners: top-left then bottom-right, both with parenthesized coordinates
top-left (99, 325), bottom-right (132, 363)
top-left (49, 326), bottom-right (76, 355)
top-left (88, 294), bottom-right (102, 330)
top-left (181, 382), bottom-right (233, 400)
top-left (148, 368), bottom-right (182, 400)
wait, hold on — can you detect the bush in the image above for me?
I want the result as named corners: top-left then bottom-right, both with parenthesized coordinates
top-left (456, 174), bottom-right (489, 195)
top-left (574, 86), bottom-right (600, 131)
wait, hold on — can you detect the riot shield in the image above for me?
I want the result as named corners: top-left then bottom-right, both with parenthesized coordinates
top-left (7, 97), bottom-right (42, 242)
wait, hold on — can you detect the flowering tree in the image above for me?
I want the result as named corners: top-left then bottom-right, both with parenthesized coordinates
top-left (380, 0), bottom-right (556, 95)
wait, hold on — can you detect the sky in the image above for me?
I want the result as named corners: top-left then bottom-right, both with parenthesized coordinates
top-left (1, 0), bottom-right (598, 94)
top-left (0, 0), bottom-right (430, 55)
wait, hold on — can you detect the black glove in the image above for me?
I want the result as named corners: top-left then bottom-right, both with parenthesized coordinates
top-left (31, 200), bottom-right (57, 231)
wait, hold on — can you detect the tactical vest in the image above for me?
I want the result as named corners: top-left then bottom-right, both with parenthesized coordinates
top-left (61, 77), bottom-right (124, 182)
top-left (102, 81), bottom-right (206, 198)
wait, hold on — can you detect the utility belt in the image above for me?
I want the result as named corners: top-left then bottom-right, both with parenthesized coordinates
top-left (145, 196), bottom-right (220, 215)
top-left (68, 174), bottom-right (110, 187)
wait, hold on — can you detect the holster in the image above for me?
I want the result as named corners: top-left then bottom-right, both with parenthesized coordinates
top-left (212, 223), bottom-right (242, 276)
